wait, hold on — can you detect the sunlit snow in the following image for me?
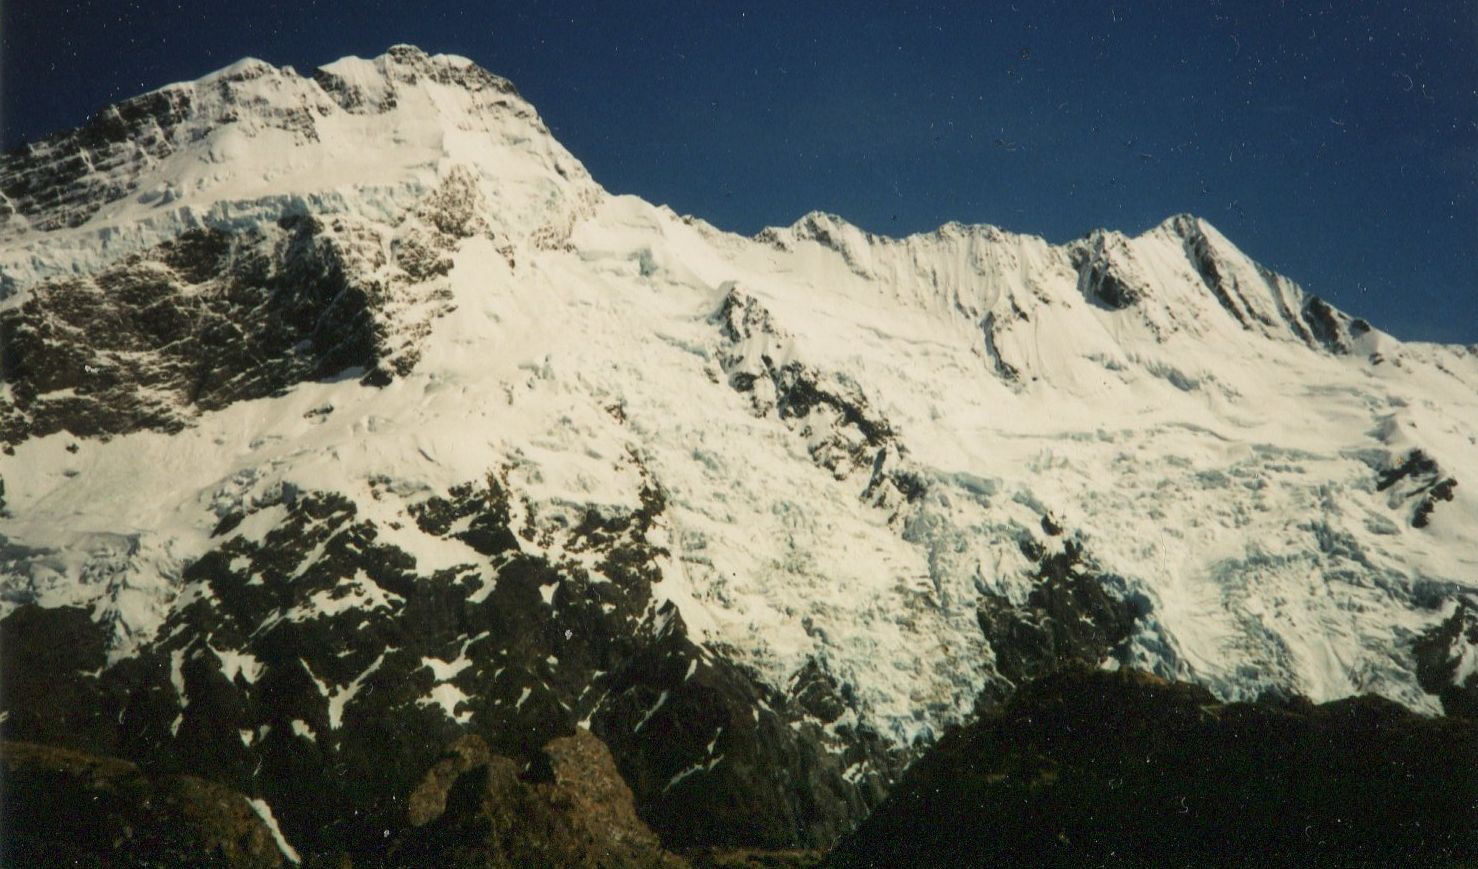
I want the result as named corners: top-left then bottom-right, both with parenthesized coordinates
top-left (2, 47), bottom-right (1475, 750)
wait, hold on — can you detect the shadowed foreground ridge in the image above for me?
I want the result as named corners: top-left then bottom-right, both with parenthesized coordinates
top-left (1, 730), bottom-right (691, 868)
top-left (829, 666), bottom-right (1478, 867)
top-left (0, 741), bottom-right (283, 867)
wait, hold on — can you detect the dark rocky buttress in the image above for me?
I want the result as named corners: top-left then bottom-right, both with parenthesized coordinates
top-left (0, 166), bottom-right (489, 447)
top-left (829, 666), bottom-right (1478, 867)
top-left (1414, 596), bottom-right (1478, 719)
top-left (0, 460), bottom-right (902, 863)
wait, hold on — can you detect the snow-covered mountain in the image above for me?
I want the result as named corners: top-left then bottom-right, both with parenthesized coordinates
top-left (3, 45), bottom-right (1476, 860)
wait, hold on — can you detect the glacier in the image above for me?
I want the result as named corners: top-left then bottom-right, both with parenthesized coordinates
top-left (2, 44), bottom-right (1476, 855)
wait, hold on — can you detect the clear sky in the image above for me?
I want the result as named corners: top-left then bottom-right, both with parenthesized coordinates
top-left (4, 1), bottom-right (1475, 343)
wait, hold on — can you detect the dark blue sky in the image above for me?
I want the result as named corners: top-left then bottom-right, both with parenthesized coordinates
top-left (4, 1), bottom-right (1475, 342)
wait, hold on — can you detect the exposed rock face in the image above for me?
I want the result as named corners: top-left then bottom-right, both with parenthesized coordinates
top-left (1, 741), bottom-right (284, 867)
top-left (312, 43), bottom-right (526, 117)
top-left (1415, 598), bottom-right (1478, 718)
top-left (1165, 213), bottom-right (1361, 352)
top-left (1378, 448), bottom-right (1460, 528)
top-left (1, 63), bottom-right (269, 233)
top-left (0, 47), bottom-right (530, 238)
top-left (591, 607), bottom-right (903, 851)
top-left (829, 666), bottom-right (1478, 867)
top-left (391, 729), bottom-right (687, 867)
top-left (974, 534), bottom-right (1138, 707)
top-left (0, 164), bottom-right (490, 445)
top-left (712, 286), bottom-right (922, 510)
top-left (2, 220), bottom-right (378, 443)
top-left (1071, 230), bottom-right (1150, 310)
top-left (0, 465), bottom-right (901, 860)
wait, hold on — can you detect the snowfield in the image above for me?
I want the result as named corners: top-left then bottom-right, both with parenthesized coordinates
top-left (3, 44), bottom-right (1475, 761)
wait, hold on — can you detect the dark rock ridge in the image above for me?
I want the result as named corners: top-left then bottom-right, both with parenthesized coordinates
top-left (1166, 214), bottom-right (1362, 353)
top-left (2, 62), bottom-right (280, 233)
top-left (828, 666), bottom-right (1478, 868)
top-left (2, 219), bottom-right (379, 443)
top-left (1, 740), bottom-right (284, 867)
top-left (1414, 597), bottom-right (1478, 718)
top-left (979, 310), bottom-right (1023, 382)
top-left (0, 167), bottom-right (489, 446)
top-left (974, 534), bottom-right (1138, 708)
top-left (712, 286), bottom-right (925, 512)
top-left (1, 729), bottom-right (698, 867)
top-left (1377, 448), bottom-right (1459, 528)
top-left (592, 605), bottom-right (903, 851)
top-left (1070, 230), bottom-right (1150, 310)
top-left (0, 457), bottom-right (901, 860)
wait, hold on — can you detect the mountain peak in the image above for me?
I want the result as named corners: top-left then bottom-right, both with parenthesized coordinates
top-left (1156, 211), bottom-right (1208, 239)
top-left (193, 55), bottom-right (278, 84)
top-left (0, 45), bottom-right (595, 291)
top-left (3, 49), bottom-right (1478, 863)
top-left (314, 44), bottom-right (522, 112)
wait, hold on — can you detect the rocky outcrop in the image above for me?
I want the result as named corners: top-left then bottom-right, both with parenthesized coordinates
top-left (1166, 213), bottom-right (1360, 352)
top-left (1070, 230), bottom-right (1149, 310)
top-left (1414, 598), bottom-right (1478, 718)
top-left (829, 666), bottom-right (1478, 867)
top-left (0, 165), bottom-right (489, 446)
top-left (974, 534), bottom-right (1138, 708)
top-left (0, 61), bottom-right (301, 233)
top-left (712, 286), bottom-right (924, 513)
top-left (312, 44), bottom-right (525, 116)
top-left (591, 606), bottom-right (903, 851)
top-left (0, 47), bottom-right (533, 237)
top-left (2, 219), bottom-right (379, 443)
top-left (391, 729), bottom-right (687, 867)
top-left (1, 740), bottom-right (284, 867)
top-left (1377, 448), bottom-right (1459, 528)
top-left (0, 460), bottom-right (900, 860)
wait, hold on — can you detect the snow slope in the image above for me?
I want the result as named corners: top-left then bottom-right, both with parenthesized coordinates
top-left (3, 43), bottom-right (1476, 766)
